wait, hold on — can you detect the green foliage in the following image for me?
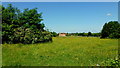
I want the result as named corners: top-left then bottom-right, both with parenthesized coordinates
top-left (0, 5), bottom-right (2, 44)
top-left (67, 32), bottom-right (100, 37)
top-left (2, 4), bottom-right (52, 44)
top-left (101, 21), bottom-right (120, 39)
top-left (92, 33), bottom-right (101, 37)
top-left (78, 32), bottom-right (85, 36)
top-left (51, 32), bottom-right (58, 37)
top-left (88, 32), bottom-right (92, 36)
top-left (101, 58), bottom-right (119, 66)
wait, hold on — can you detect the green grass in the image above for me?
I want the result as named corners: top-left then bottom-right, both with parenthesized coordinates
top-left (0, 45), bottom-right (2, 67)
top-left (2, 37), bottom-right (118, 66)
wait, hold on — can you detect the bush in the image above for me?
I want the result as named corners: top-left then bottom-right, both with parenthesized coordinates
top-left (12, 27), bottom-right (52, 44)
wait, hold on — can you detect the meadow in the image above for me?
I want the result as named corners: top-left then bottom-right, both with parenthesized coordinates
top-left (2, 37), bottom-right (118, 66)
top-left (0, 45), bottom-right (2, 67)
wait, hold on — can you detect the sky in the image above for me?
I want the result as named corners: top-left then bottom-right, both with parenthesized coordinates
top-left (2, 2), bottom-right (118, 33)
top-left (2, 0), bottom-right (120, 2)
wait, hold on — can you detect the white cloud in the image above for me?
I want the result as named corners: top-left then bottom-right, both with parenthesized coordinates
top-left (107, 13), bottom-right (112, 16)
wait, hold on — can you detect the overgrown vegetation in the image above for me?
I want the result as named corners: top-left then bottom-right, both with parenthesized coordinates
top-left (2, 4), bottom-right (52, 44)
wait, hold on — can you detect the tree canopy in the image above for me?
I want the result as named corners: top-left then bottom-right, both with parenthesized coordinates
top-left (101, 21), bottom-right (120, 39)
top-left (2, 4), bottom-right (52, 44)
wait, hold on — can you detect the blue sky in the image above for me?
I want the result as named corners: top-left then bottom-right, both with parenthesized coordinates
top-left (2, 0), bottom-right (120, 2)
top-left (2, 2), bottom-right (118, 33)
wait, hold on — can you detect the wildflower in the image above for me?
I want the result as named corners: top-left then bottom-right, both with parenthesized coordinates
top-left (96, 64), bottom-right (100, 66)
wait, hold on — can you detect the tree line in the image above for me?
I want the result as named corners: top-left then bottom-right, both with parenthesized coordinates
top-left (66, 21), bottom-right (120, 39)
top-left (1, 4), bottom-right (120, 44)
top-left (66, 32), bottom-right (100, 37)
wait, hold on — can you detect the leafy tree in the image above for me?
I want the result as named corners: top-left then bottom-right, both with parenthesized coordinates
top-left (2, 4), bottom-right (20, 43)
top-left (92, 33), bottom-right (101, 37)
top-left (0, 5), bottom-right (1, 44)
top-left (84, 33), bottom-right (88, 36)
top-left (78, 32), bottom-right (85, 36)
top-left (77, 32), bottom-right (87, 36)
top-left (2, 4), bottom-right (52, 44)
top-left (19, 8), bottom-right (44, 30)
top-left (101, 21), bottom-right (120, 39)
top-left (51, 32), bottom-right (58, 37)
top-left (88, 32), bottom-right (92, 36)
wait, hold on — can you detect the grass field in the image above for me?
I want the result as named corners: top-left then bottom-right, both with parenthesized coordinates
top-left (2, 37), bottom-right (118, 66)
top-left (0, 45), bottom-right (2, 67)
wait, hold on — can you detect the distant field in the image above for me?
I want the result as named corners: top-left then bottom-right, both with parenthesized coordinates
top-left (2, 37), bottom-right (118, 66)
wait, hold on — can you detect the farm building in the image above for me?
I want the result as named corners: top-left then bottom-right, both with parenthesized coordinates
top-left (59, 33), bottom-right (67, 36)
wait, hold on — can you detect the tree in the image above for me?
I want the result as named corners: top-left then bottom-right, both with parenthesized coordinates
top-left (2, 4), bottom-right (20, 43)
top-left (101, 21), bottom-right (120, 39)
top-left (92, 33), bottom-right (101, 37)
top-left (0, 5), bottom-right (2, 44)
top-left (51, 32), bottom-right (58, 37)
top-left (88, 32), bottom-right (92, 36)
top-left (2, 4), bottom-right (52, 44)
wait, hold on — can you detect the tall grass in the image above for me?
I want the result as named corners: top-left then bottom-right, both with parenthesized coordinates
top-left (2, 37), bottom-right (118, 66)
